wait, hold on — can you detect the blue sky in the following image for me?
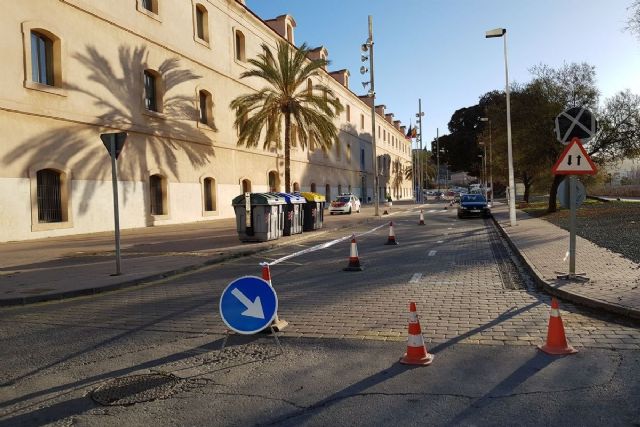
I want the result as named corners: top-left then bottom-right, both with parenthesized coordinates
top-left (246, 0), bottom-right (640, 148)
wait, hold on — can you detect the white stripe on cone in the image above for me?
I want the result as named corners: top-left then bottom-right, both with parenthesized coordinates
top-left (407, 334), bottom-right (425, 347)
top-left (550, 308), bottom-right (560, 317)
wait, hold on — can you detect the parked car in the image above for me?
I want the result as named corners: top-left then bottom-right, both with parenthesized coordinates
top-left (457, 194), bottom-right (491, 218)
top-left (329, 194), bottom-right (361, 215)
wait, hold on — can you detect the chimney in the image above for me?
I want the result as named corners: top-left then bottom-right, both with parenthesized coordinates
top-left (375, 104), bottom-right (386, 116)
top-left (329, 69), bottom-right (350, 89)
top-left (265, 14), bottom-right (296, 45)
top-left (400, 125), bottom-right (407, 135)
top-left (393, 120), bottom-right (401, 130)
top-left (307, 46), bottom-right (328, 70)
top-left (358, 95), bottom-right (373, 108)
top-left (385, 113), bottom-right (394, 124)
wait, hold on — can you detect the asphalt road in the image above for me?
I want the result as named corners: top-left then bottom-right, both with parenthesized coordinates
top-left (1, 204), bottom-right (639, 426)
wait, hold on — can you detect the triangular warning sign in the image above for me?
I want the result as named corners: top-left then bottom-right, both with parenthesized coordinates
top-left (552, 137), bottom-right (597, 175)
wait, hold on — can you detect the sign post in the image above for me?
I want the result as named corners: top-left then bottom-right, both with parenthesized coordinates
top-left (100, 132), bottom-right (127, 276)
top-left (552, 107), bottom-right (598, 281)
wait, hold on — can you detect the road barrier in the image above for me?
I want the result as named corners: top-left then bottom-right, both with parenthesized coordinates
top-left (400, 302), bottom-right (434, 366)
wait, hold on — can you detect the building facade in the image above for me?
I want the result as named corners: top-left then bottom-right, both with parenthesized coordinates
top-left (0, 0), bottom-right (413, 242)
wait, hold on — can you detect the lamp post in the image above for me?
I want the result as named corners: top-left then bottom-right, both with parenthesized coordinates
top-left (361, 16), bottom-right (378, 216)
top-left (416, 100), bottom-right (424, 202)
top-left (485, 27), bottom-right (516, 226)
top-left (436, 128), bottom-right (440, 192)
top-left (479, 117), bottom-right (493, 204)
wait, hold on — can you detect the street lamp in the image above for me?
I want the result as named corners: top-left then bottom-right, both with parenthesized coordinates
top-left (479, 117), bottom-right (493, 204)
top-left (361, 16), bottom-right (379, 216)
top-left (416, 101), bottom-right (424, 202)
top-left (485, 27), bottom-right (516, 226)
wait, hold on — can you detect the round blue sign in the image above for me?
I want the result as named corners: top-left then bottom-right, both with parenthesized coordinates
top-left (219, 276), bottom-right (278, 334)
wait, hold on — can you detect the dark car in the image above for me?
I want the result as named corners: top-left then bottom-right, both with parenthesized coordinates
top-left (457, 194), bottom-right (491, 218)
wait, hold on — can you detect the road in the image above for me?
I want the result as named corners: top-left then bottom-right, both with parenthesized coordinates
top-left (1, 205), bottom-right (639, 426)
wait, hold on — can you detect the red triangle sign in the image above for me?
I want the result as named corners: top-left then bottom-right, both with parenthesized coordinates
top-left (551, 137), bottom-right (597, 175)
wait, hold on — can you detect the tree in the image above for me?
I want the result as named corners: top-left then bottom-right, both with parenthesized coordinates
top-left (230, 41), bottom-right (343, 193)
top-left (627, 0), bottom-right (640, 40)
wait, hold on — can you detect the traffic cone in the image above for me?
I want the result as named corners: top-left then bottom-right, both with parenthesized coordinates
top-left (418, 209), bottom-right (425, 226)
top-left (261, 263), bottom-right (289, 332)
top-left (538, 297), bottom-right (577, 355)
top-left (400, 302), bottom-right (434, 366)
top-left (343, 234), bottom-right (363, 271)
top-left (385, 221), bottom-right (399, 245)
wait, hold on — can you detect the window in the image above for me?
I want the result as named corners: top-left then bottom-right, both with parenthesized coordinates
top-left (325, 184), bottom-right (331, 203)
top-left (346, 143), bottom-right (351, 163)
top-left (360, 148), bottom-right (365, 170)
top-left (268, 171), bottom-right (279, 192)
top-left (144, 70), bottom-right (158, 112)
top-left (346, 105), bottom-right (351, 122)
top-left (241, 179), bottom-right (251, 193)
top-left (383, 130), bottom-right (386, 142)
top-left (37, 169), bottom-right (62, 223)
top-left (194, 4), bottom-right (209, 43)
top-left (141, 0), bottom-right (155, 12)
top-left (360, 114), bottom-right (365, 130)
top-left (31, 31), bottom-right (53, 86)
top-left (199, 89), bottom-right (212, 125)
top-left (293, 182), bottom-right (300, 192)
top-left (310, 183), bottom-right (316, 192)
top-left (150, 174), bottom-right (167, 215)
top-left (235, 30), bottom-right (246, 61)
top-left (203, 177), bottom-right (216, 212)
top-left (338, 184), bottom-right (342, 195)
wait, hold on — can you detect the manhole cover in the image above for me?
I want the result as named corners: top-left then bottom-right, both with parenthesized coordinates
top-left (91, 373), bottom-right (183, 406)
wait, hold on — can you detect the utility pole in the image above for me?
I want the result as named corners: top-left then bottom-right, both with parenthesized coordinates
top-left (416, 100), bottom-right (424, 202)
top-left (436, 128), bottom-right (440, 192)
top-left (365, 16), bottom-right (379, 216)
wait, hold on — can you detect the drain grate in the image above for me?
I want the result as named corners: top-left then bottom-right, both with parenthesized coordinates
top-left (91, 373), bottom-right (183, 406)
top-left (486, 218), bottom-right (526, 290)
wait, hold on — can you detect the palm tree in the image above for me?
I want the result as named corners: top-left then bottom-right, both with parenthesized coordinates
top-left (230, 40), bottom-right (343, 193)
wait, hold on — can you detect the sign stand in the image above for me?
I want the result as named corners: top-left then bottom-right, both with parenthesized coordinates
top-left (555, 175), bottom-right (589, 282)
top-left (219, 327), bottom-right (284, 355)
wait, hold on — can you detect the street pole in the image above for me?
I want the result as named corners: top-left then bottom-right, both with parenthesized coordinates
top-left (503, 32), bottom-right (517, 226)
top-left (417, 99), bottom-right (424, 202)
top-left (489, 120), bottom-right (493, 204)
top-left (436, 128), bottom-right (440, 192)
top-left (109, 138), bottom-right (122, 276)
top-left (366, 15), bottom-right (379, 216)
top-left (569, 175), bottom-right (577, 276)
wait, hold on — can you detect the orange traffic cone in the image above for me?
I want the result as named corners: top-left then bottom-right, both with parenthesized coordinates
top-left (385, 221), bottom-right (399, 245)
top-left (344, 234), bottom-right (363, 271)
top-left (261, 263), bottom-right (289, 331)
top-left (400, 302), bottom-right (434, 366)
top-left (538, 297), bottom-right (577, 355)
top-left (418, 209), bottom-right (425, 226)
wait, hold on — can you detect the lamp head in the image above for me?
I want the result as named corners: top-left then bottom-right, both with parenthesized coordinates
top-left (360, 66), bottom-right (368, 75)
top-left (361, 43), bottom-right (369, 52)
top-left (485, 28), bottom-right (506, 38)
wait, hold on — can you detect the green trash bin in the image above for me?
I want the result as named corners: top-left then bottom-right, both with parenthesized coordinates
top-left (300, 192), bottom-right (325, 231)
top-left (273, 192), bottom-right (306, 236)
top-left (231, 193), bottom-right (285, 242)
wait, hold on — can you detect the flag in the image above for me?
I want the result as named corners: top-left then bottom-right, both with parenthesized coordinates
top-left (411, 126), bottom-right (417, 138)
top-left (406, 125), bottom-right (413, 140)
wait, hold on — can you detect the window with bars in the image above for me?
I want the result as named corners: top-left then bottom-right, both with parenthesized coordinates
top-left (199, 90), bottom-right (212, 124)
top-left (31, 31), bottom-right (53, 86)
top-left (196, 6), bottom-right (205, 40)
top-left (150, 174), bottom-right (165, 215)
top-left (141, 0), bottom-right (155, 12)
top-left (37, 169), bottom-right (62, 223)
top-left (144, 70), bottom-right (157, 111)
top-left (235, 30), bottom-right (246, 61)
top-left (203, 177), bottom-right (216, 211)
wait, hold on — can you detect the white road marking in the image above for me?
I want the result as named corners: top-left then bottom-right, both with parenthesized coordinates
top-left (437, 240), bottom-right (444, 244)
top-left (409, 273), bottom-right (422, 283)
top-left (428, 210), bottom-right (437, 213)
top-left (428, 250), bottom-right (437, 256)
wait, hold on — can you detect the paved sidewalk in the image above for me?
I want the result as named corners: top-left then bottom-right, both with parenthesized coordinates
top-left (0, 202), bottom-right (421, 306)
top-left (493, 204), bottom-right (640, 320)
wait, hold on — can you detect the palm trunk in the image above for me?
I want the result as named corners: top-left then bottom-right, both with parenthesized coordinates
top-left (284, 113), bottom-right (291, 193)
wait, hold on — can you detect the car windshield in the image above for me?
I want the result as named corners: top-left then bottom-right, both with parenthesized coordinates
top-left (336, 197), bottom-right (350, 203)
top-left (462, 194), bottom-right (486, 203)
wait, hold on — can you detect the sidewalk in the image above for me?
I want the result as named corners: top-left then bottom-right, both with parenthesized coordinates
top-left (0, 202), bottom-right (421, 306)
top-left (492, 204), bottom-right (640, 320)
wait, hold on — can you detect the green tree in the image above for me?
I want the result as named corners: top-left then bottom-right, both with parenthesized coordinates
top-left (627, 0), bottom-right (640, 40)
top-left (230, 40), bottom-right (343, 193)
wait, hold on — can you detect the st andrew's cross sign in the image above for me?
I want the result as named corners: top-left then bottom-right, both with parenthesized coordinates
top-left (554, 107), bottom-right (597, 145)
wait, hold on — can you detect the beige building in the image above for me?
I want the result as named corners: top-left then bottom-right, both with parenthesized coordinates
top-left (0, 0), bottom-right (413, 242)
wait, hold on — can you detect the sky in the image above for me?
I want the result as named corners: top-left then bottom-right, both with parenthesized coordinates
top-left (246, 0), bottom-right (640, 149)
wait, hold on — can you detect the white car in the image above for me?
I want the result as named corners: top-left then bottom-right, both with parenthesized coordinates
top-left (329, 194), bottom-right (361, 215)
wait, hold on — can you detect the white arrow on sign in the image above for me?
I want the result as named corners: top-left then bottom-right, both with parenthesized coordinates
top-left (231, 288), bottom-right (265, 319)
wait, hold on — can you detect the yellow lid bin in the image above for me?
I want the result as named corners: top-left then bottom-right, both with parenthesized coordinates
top-left (299, 192), bottom-right (326, 203)
top-left (299, 192), bottom-right (325, 231)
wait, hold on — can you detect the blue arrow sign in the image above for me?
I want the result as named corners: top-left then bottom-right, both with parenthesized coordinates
top-left (219, 276), bottom-right (278, 334)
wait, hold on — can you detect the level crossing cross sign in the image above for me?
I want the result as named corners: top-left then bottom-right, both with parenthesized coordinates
top-left (551, 137), bottom-right (597, 175)
top-left (219, 276), bottom-right (278, 334)
top-left (554, 107), bottom-right (597, 145)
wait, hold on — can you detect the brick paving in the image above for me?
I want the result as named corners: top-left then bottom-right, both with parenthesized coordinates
top-left (492, 204), bottom-right (640, 320)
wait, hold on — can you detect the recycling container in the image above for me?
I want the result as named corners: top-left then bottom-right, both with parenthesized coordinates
top-left (274, 192), bottom-right (306, 236)
top-left (231, 192), bottom-right (286, 242)
top-left (300, 192), bottom-right (326, 231)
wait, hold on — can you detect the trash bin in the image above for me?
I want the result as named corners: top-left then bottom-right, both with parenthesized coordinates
top-left (274, 192), bottom-right (306, 236)
top-left (231, 192), bottom-right (285, 242)
top-left (300, 192), bottom-right (326, 231)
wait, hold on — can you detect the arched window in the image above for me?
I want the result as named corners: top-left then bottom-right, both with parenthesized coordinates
top-left (36, 169), bottom-right (62, 222)
top-left (235, 30), bottom-right (246, 61)
top-left (144, 70), bottom-right (162, 112)
top-left (199, 89), bottom-right (212, 125)
top-left (30, 31), bottom-right (54, 86)
top-left (268, 171), bottom-right (279, 192)
top-left (195, 4), bottom-right (209, 42)
top-left (203, 177), bottom-right (216, 212)
top-left (310, 182), bottom-right (316, 193)
top-left (325, 184), bottom-right (331, 202)
top-left (241, 179), bottom-right (251, 193)
top-left (338, 184), bottom-right (342, 195)
top-left (360, 114), bottom-right (365, 130)
top-left (293, 182), bottom-right (300, 192)
top-left (150, 174), bottom-right (167, 215)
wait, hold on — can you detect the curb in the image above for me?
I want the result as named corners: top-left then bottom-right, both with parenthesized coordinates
top-left (0, 206), bottom-right (419, 307)
top-left (491, 214), bottom-right (640, 322)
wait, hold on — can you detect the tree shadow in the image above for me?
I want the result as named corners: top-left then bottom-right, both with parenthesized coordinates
top-left (2, 44), bottom-right (215, 218)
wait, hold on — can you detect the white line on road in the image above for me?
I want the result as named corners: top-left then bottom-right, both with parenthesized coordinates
top-left (428, 210), bottom-right (437, 213)
top-left (437, 240), bottom-right (444, 244)
top-left (428, 250), bottom-right (437, 256)
top-left (409, 273), bottom-right (422, 283)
